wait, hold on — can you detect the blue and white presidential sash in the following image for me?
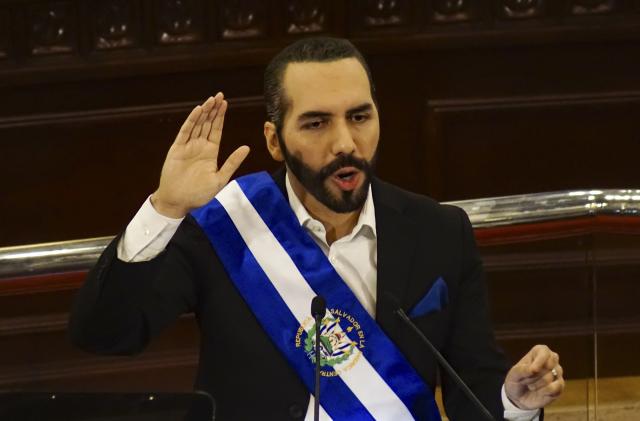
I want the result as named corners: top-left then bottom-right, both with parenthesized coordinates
top-left (191, 172), bottom-right (441, 421)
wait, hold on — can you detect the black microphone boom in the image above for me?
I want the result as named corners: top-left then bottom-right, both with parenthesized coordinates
top-left (384, 292), bottom-right (496, 421)
top-left (310, 296), bottom-right (326, 421)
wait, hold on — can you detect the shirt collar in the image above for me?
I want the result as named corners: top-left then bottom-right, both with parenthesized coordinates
top-left (285, 171), bottom-right (377, 239)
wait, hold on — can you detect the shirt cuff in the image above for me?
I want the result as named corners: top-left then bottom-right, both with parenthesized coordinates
top-left (117, 195), bottom-right (184, 262)
top-left (502, 385), bottom-right (541, 421)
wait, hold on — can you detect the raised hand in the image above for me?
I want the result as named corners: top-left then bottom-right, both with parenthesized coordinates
top-left (505, 344), bottom-right (565, 410)
top-left (152, 92), bottom-right (250, 218)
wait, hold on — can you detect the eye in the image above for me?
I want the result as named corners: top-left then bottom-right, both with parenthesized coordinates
top-left (351, 113), bottom-right (369, 123)
top-left (302, 119), bottom-right (326, 130)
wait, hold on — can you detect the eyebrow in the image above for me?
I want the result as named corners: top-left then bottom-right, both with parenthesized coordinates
top-left (346, 103), bottom-right (373, 116)
top-left (296, 102), bottom-right (373, 123)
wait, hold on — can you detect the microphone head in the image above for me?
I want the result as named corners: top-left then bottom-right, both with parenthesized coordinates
top-left (311, 296), bottom-right (326, 318)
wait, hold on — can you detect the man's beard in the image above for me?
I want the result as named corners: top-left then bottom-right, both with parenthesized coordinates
top-left (278, 135), bottom-right (377, 213)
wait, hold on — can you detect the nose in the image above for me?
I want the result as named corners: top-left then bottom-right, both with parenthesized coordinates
top-left (330, 119), bottom-right (356, 156)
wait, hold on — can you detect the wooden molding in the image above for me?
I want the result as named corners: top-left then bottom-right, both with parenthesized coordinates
top-left (0, 96), bottom-right (264, 130)
top-left (0, 348), bottom-right (198, 390)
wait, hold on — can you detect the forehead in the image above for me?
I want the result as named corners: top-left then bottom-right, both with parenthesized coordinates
top-left (281, 58), bottom-right (373, 115)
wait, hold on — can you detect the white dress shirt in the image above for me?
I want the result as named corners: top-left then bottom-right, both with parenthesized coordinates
top-left (116, 173), bottom-right (539, 420)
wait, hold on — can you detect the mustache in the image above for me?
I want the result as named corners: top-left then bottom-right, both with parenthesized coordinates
top-left (318, 154), bottom-right (372, 179)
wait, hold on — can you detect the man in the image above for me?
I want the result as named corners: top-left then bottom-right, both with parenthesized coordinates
top-left (70, 37), bottom-right (564, 420)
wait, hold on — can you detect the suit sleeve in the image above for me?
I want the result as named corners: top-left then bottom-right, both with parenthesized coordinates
top-left (68, 219), bottom-right (201, 356)
top-left (441, 208), bottom-right (508, 420)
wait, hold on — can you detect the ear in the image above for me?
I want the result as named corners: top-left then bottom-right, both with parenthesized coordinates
top-left (264, 121), bottom-right (284, 162)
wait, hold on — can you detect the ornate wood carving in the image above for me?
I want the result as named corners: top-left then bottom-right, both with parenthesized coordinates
top-left (28, 1), bottom-right (76, 56)
top-left (0, 1), bottom-right (637, 73)
top-left (285, 0), bottom-right (327, 34)
top-left (93, 0), bottom-right (139, 50)
top-left (500, 0), bottom-right (545, 19)
top-left (0, 8), bottom-right (8, 59)
top-left (219, 0), bottom-right (266, 39)
top-left (156, 0), bottom-right (203, 45)
top-left (429, 0), bottom-right (477, 23)
top-left (569, 0), bottom-right (616, 15)
top-left (360, 0), bottom-right (410, 27)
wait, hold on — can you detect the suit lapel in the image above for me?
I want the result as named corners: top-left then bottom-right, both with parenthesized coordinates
top-left (373, 179), bottom-right (420, 332)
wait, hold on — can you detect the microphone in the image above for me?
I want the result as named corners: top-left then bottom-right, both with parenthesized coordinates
top-left (311, 296), bottom-right (326, 421)
top-left (311, 295), bottom-right (326, 319)
top-left (383, 292), bottom-right (496, 421)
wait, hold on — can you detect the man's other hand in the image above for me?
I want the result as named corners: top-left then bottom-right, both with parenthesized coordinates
top-left (505, 344), bottom-right (565, 410)
top-left (152, 92), bottom-right (250, 218)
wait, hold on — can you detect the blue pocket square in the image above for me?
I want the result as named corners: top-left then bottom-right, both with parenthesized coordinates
top-left (408, 277), bottom-right (448, 318)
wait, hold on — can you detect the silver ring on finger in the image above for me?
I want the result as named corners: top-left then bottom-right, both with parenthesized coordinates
top-left (551, 368), bottom-right (559, 381)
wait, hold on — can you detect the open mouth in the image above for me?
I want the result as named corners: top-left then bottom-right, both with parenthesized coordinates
top-left (331, 167), bottom-right (361, 191)
top-left (336, 168), bottom-right (357, 181)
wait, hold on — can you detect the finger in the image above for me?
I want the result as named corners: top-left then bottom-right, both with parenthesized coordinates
top-left (507, 363), bottom-right (535, 383)
top-left (526, 364), bottom-right (564, 389)
top-left (217, 145), bottom-right (250, 182)
top-left (534, 377), bottom-right (565, 399)
top-left (192, 96), bottom-right (216, 139)
top-left (509, 348), bottom-right (559, 384)
top-left (175, 105), bottom-right (203, 145)
top-left (538, 351), bottom-right (559, 374)
top-left (528, 371), bottom-right (555, 390)
top-left (192, 96), bottom-right (216, 138)
top-left (209, 99), bottom-right (228, 144)
top-left (200, 104), bottom-right (218, 143)
top-left (202, 93), bottom-right (224, 141)
top-left (205, 94), bottom-right (223, 140)
top-left (529, 346), bottom-right (556, 374)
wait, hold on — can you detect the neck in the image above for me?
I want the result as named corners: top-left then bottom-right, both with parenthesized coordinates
top-left (288, 173), bottom-right (362, 245)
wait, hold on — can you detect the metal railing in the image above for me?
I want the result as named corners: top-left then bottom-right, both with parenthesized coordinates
top-left (1, 189), bottom-right (639, 278)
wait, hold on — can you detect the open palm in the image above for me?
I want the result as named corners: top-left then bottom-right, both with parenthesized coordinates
top-left (153, 93), bottom-right (250, 218)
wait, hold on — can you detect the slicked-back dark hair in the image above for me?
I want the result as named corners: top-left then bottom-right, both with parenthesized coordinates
top-left (264, 37), bottom-right (376, 130)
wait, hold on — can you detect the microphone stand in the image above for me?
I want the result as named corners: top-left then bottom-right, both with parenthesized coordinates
top-left (314, 312), bottom-right (322, 421)
top-left (394, 307), bottom-right (496, 421)
top-left (310, 296), bottom-right (326, 421)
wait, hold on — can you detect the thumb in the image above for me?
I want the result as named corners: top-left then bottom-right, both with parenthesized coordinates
top-left (218, 145), bottom-right (250, 183)
top-left (507, 363), bottom-right (535, 384)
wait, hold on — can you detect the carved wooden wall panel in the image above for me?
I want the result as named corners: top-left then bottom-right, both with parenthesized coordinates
top-left (218, 0), bottom-right (267, 40)
top-left (92, 0), bottom-right (141, 50)
top-left (0, 271), bottom-right (198, 392)
top-left (428, 0), bottom-right (483, 23)
top-left (0, 7), bottom-right (9, 60)
top-left (156, 0), bottom-right (204, 45)
top-left (482, 230), bottom-right (640, 378)
top-left (0, 1), bottom-right (639, 246)
top-left (27, 1), bottom-right (77, 56)
top-left (284, 0), bottom-right (331, 35)
top-left (0, 1), bottom-right (639, 73)
top-left (424, 92), bottom-right (640, 200)
top-left (0, 94), bottom-right (269, 245)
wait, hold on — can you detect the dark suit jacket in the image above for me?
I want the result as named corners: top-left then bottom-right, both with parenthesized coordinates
top-left (69, 170), bottom-right (508, 420)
